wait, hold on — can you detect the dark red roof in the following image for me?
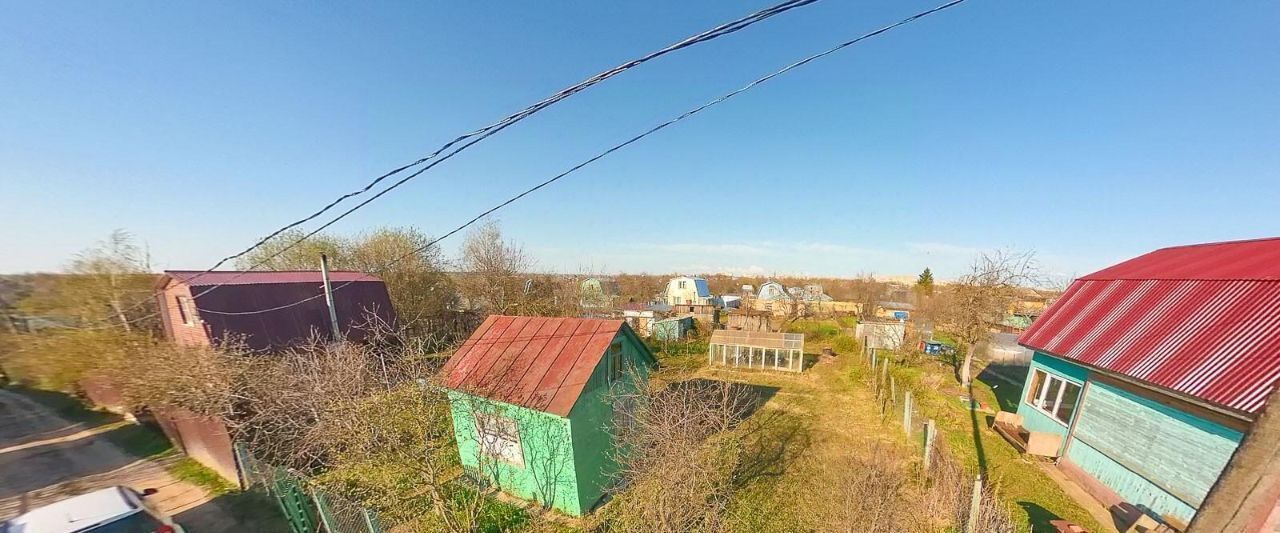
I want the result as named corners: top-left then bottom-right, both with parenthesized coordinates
top-left (441, 315), bottom-right (631, 416)
top-left (1020, 237), bottom-right (1280, 414)
top-left (163, 270), bottom-right (382, 287)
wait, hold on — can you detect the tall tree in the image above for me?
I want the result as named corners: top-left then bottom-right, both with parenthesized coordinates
top-left (455, 221), bottom-right (569, 316)
top-left (20, 230), bottom-right (157, 331)
top-left (915, 267), bottom-right (935, 297)
top-left (237, 227), bottom-right (457, 324)
top-left (939, 250), bottom-right (1039, 386)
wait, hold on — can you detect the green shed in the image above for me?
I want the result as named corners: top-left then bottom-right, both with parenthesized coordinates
top-left (440, 315), bottom-right (656, 516)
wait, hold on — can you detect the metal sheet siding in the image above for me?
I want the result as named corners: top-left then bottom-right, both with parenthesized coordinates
top-left (441, 316), bottom-right (638, 417)
top-left (1020, 238), bottom-right (1280, 414)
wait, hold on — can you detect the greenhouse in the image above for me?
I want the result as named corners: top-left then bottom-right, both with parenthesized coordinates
top-left (708, 330), bottom-right (806, 373)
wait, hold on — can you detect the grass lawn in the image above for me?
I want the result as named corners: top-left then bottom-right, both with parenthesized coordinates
top-left (888, 357), bottom-right (1106, 532)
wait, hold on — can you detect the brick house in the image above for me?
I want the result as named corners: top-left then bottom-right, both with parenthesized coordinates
top-left (155, 270), bottom-right (396, 351)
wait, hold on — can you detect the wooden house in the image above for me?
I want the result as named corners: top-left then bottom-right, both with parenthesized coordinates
top-left (440, 315), bottom-right (657, 516)
top-left (1013, 237), bottom-right (1280, 527)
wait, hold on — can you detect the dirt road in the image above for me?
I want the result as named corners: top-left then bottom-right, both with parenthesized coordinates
top-left (0, 388), bottom-right (272, 532)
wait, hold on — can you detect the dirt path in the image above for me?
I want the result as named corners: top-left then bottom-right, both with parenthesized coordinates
top-left (0, 389), bottom-right (247, 531)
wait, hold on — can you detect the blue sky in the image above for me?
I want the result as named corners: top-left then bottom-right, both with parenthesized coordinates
top-left (2, 1), bottom-right (1277, 281)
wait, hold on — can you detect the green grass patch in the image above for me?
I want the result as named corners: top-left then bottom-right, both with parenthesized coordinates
top-left (169, 456), bottom-right (236, 495)
top-left (830, 334), bottom-right (859, 355)
top-left (100, 422), bottom-right (175, 459)
top-left (874, 356), bottom-right (1103, 533)
top-left (784, 320), bottom-right (841, 342)
top-left (835, 315), bottom-right (859, 329)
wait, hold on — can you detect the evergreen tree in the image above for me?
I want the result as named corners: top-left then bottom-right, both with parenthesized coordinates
top-left (916, 267), bottom-right (935, 297)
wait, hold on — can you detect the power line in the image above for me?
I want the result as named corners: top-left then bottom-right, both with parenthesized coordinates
top-left (194, 0), bottom-right (971, 316)
top-left (178, 0), bottom-right (823, 286)
top-left (71, 0), bottom-right (825, 330)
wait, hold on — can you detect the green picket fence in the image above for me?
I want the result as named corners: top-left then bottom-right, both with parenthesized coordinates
top-left (235, 442), bottom-right (384, 533)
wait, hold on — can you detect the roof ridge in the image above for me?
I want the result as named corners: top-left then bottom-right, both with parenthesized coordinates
top-left (1153, 236), bottom-right (1280, 251)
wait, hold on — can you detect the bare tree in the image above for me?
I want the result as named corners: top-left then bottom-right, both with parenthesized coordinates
top-left (606, 378), bottom-right (759, 532)
top-left (940, 250), bottom-right (1040, 386)
top-left (237, 227), bottom-right (459, 327)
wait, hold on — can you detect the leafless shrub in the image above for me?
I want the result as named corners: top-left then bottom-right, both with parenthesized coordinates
top-left (815, 444), bottom-right (909, 533)
top-left (605, 378), bottom-right (760, 533)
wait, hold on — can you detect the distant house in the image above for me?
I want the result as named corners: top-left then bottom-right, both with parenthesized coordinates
top-left (756, 281), bottom-right (790, 302)
top-left (1014, 238), bottom-right (1280, 526)
top-left (155, 270), bottom-right (395, 351)
top-left (579, 277), bottom-right (620, 309)
top-left (440, 316), bottom-right (656, 516)
top-left (665, 276), bottom-right (713, 306)
top-left (875, 301), bottom-right (914, 320)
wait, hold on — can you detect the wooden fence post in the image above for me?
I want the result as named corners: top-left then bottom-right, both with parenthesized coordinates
top-left (903, 391), bottom-right (913, 436)
top-left (966, 475), bottom-right (984, 533)
top-left (890, 376), bottom-right (897, 406)
top-left (923, 419), bottom-right (936, 473)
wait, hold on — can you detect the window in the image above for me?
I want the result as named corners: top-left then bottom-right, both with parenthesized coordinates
top-left (176, 296), bottom-right (197, 326)
top-left (1025, 369), bottom-right (1082, 424)
top-left (474, 413), bottom-right (523, 466)
top-left (608, 342), bottom-right (624, 384)
top-left (678, 280), bottom-right (687, 289)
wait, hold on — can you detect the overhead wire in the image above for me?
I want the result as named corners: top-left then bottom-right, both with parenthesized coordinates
top-left (195, 0), bottom-right (971, 316)
top-left (68, 0), bottom-right (826, 330)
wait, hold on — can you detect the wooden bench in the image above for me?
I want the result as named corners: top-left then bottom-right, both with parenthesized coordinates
top-left (991, 411), bottom-right (1062, 458)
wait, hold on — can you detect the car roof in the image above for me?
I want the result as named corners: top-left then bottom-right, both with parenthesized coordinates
top-left (2, 486), bottom-right (140, 533)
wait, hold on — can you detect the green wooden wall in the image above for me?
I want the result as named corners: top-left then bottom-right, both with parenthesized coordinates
top-left (567, 328), bottom-right (652, 513)
top-left (448, 391), bottom-right (582, 514)
top-left (447, 325), bottom-right (654, 517)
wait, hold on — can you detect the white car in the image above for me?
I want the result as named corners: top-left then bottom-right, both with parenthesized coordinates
top-left (1, 486), bottom-right (184, 533)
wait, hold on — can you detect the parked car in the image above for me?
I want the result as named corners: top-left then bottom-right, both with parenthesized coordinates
top-left (1, 486), bottom-right (183, 533)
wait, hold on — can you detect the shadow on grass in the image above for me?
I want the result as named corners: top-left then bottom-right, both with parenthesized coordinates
top-left (976, 363), bottom-right (1028, 412)
top-left (175, 489), bottom-right (293, 533)
top-left (1017, 501), bottom-right (1064, 532)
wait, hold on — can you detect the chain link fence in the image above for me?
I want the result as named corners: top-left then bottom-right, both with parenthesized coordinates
top-left (235, 442), bottom-right (385, 533)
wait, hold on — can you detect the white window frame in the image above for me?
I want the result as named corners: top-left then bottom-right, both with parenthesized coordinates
top-left (474, 413), bottom-right (523, 467)
top-left (176, 296), bottom-right (197, 326)
top-left (1025, 369), bottom-right (1082, 425)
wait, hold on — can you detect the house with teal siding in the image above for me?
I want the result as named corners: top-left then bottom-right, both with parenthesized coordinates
top-left (439, 315), bottom-right (656, 516)
top-left (1014, 237), bottom-right (1280, 528)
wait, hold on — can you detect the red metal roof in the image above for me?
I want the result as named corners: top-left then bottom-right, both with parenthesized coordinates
top-left (1020, 238), bottom-right (1280, 414)
top-left (440, 315), bottom-right (630, 417)
top-left (163, 270), bottom-right (382, 287)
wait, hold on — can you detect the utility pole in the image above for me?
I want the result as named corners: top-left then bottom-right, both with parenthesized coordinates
top-left (1188, 385), bottom-right (1280, 532)
top-left (320, 254), bottom-right (342, 341)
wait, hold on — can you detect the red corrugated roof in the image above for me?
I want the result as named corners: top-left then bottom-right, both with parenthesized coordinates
top-left (163, 270), bottom-right (382, 287)
top-left (1020, 237), bottom-right (1280, 414)
top-left (440, 315), bottom-right (630, 417)
top-left (1082, 237), bottom-right (1280, 281)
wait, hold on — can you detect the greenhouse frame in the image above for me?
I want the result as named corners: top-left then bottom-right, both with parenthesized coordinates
top-left (708, 330), bottom-right (806, 373)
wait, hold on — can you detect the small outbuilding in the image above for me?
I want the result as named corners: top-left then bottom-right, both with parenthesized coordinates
top-left (440, 315), bottom-right (656, 516)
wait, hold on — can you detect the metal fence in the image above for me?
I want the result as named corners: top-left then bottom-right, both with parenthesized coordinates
top-left (235, 442), bottom-right (385, 533)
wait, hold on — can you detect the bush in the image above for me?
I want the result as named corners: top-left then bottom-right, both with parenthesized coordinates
top-left (831, 335), bottom-right (859, 354)
top-left (785, 320), bottom-right (841, 342)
